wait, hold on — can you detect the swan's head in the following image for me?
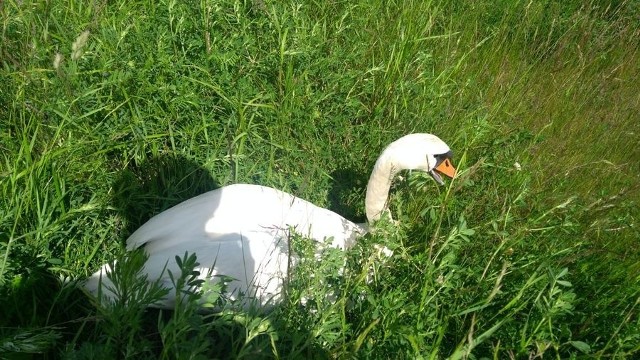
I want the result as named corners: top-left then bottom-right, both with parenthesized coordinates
top-left (366, 133), bottom-right (456, 222)
top-left (382, 133), bottom-right (456, 184)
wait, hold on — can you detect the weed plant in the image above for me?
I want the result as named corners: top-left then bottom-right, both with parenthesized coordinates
top-left (1, 0), bottom-right (638, 358)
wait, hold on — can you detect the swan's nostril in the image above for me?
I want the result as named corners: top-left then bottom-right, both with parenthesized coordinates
top-left (434, 158), bottom-right (456, 178)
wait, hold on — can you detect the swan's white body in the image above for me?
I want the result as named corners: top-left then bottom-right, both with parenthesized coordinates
top-left (85, 133), bottom-right (455, 309)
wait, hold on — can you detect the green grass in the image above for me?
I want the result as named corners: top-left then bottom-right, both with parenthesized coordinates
top-left (1, 0), bottom-right (639, 358)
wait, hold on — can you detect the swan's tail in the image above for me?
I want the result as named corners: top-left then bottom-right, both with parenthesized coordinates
top-left (82, 263), bottom-right (118, 303)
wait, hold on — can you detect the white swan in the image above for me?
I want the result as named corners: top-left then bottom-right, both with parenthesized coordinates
top-left (85, 133), bottom-right (456, 309)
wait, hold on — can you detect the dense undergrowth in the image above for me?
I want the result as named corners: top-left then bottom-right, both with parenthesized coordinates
top-left (1, 0), bottom-right (638, 358)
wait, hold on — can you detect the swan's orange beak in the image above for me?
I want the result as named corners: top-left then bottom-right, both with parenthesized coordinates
top-left (435, 158), bottom-right (456, 179)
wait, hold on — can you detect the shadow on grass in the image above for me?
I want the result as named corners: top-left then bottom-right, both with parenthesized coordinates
top-left (0, 249), bottom-right (90, 355)
top-left (111, 154), bottom-right (221, 235)
top-left (327, 168), bottom-right (370, 224)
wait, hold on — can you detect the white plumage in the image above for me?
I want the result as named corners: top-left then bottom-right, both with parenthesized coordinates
top-left (85, 133), bottom-right (456, 309)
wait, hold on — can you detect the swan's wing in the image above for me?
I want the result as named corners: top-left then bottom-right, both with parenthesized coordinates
top-left (125, 188), bottom-right (225, 251)
top-left (88, 230), bottom-right (292, 309)
top-left (126, 184), bottom-right (363, 252)
top-left (145, 229), bottom-right (291, 308)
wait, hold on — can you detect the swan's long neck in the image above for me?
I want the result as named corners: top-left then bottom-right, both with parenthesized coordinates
top-left (365, 151), bottom-right (397, 223)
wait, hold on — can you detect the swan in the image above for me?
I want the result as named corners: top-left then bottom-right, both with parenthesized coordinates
top-left (84, 133), bottom-right (456, 309)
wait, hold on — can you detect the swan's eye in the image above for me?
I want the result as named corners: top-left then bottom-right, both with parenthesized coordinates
top-left (433, 151), bottom-right (453, 167)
